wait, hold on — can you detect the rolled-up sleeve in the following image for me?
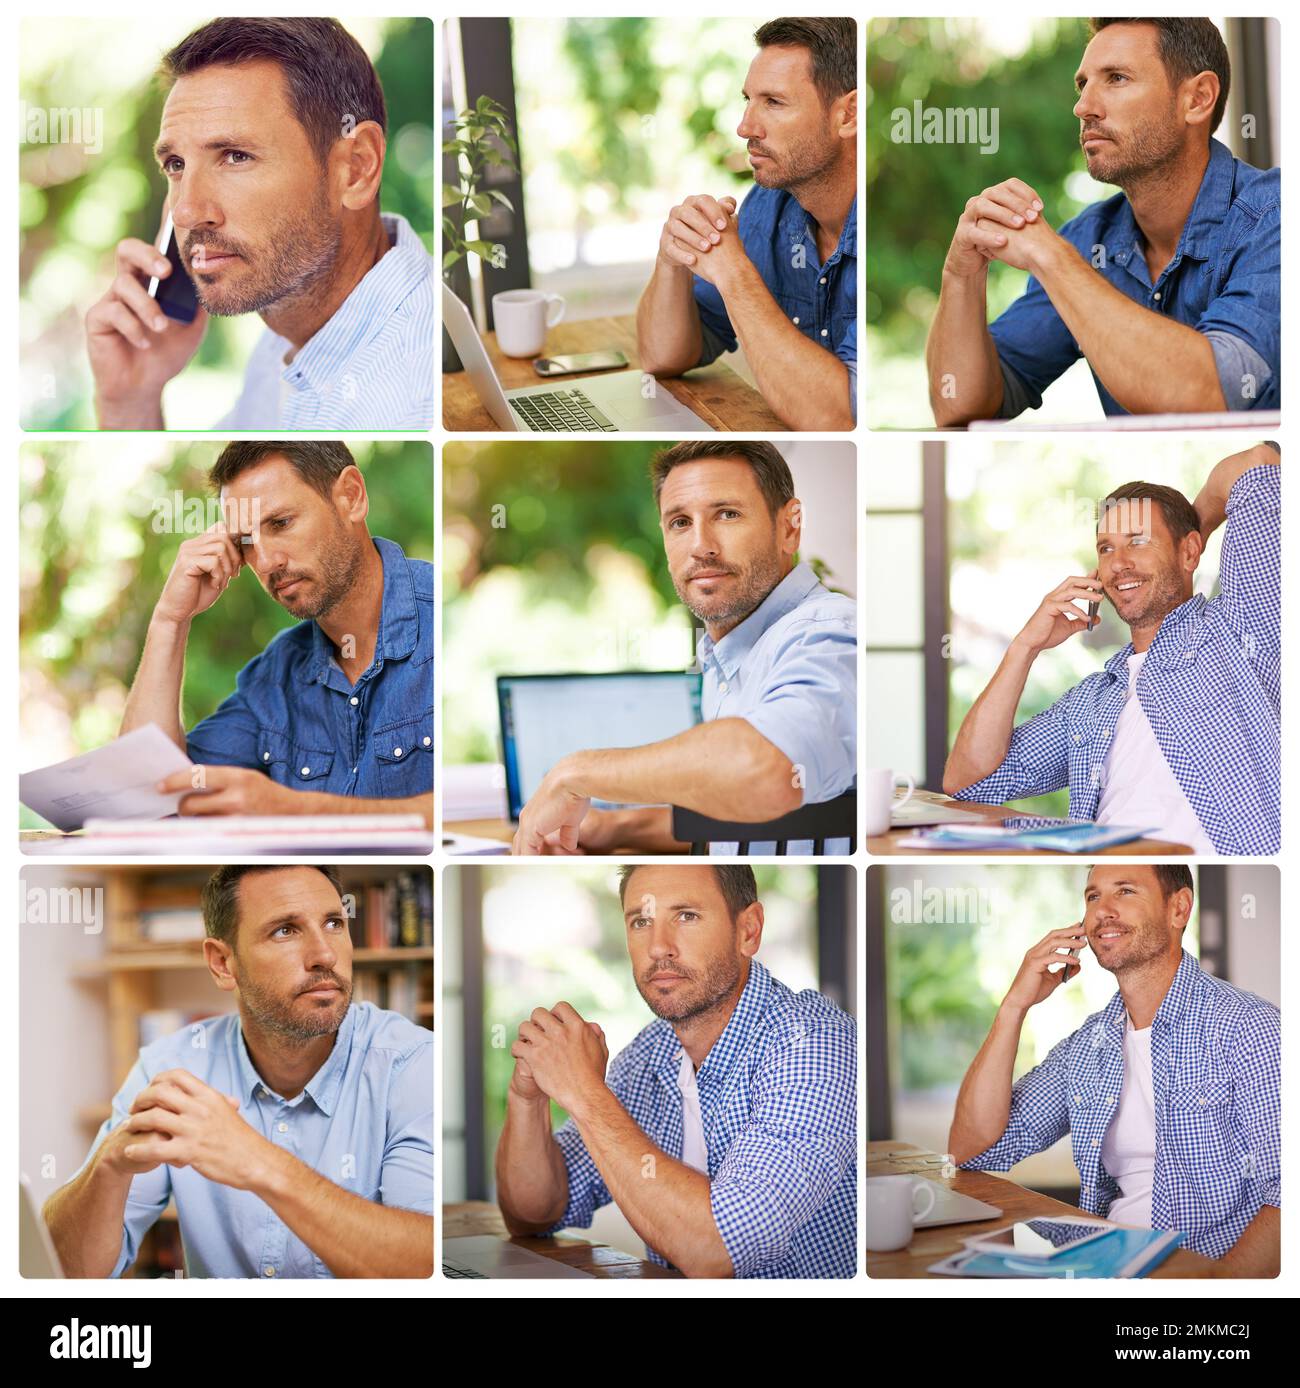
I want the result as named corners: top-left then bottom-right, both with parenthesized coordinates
top-left (1214, 462), bottom-right (1280, 643)
top-left (741, 613), bottom-right (856, 805)
top-left (960, 1035), bottom-right (1072, 1172)
top-left (379, 1038), bottom-right (434, 1215)
top-left (710, 1016), bottom-right (856, 1278)
top-left (950, 697), bottom-right (1073, 806)
top-left (74, 1059), bottom-right (172, 1278)
top-left (692, 278), bottom-right (737, 368)
top-left (1229, 1006), bottom-right (1280, 1210)
top-left (1196, 205), bottom-right (1279, 410)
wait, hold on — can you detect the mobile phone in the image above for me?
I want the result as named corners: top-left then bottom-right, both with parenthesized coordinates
top-left (1087, 599), bottom-right (1099, 626)
top-left (146, 212), bottom-right (199, 324)
top-left (532, 350), bottom-right (628, 377)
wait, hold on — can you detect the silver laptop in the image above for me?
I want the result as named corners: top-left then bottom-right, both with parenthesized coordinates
top-left (19, 1177), bottom-right (64, 1278)
top-left (442, 1235), bottom-right (594, 1280)
top-left (442, 285), bottom-right (713, 432)
top-left (912, 1178), bottom-right (1003, 1228)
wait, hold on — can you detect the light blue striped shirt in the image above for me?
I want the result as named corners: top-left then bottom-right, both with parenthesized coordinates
top-left (696, 561), bottom-right (857, 855)
top-left (79, 1002), bottom-right (433, 1279)
top-left (216, 213), bottom-right (434, 429)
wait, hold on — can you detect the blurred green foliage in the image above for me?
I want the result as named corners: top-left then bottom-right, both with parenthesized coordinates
top-left (20, 440), bottom-right (432, 827)
top-left (20, 17), bottom-right (432, 429)
top-left (866, 18), bottom-right (1101, 423)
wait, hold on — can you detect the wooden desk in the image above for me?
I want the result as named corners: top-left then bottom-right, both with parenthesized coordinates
top-left (442, 314), bottom-right (787, 432)
top-left (442, 817), bottom-right (679, 856)
top-left (866, 1142), bottom-right (1222, 1279)
top-left (442, 1201), bottom-right (681, 1279)
top-left (867, 792), bottom-right (1192, 856)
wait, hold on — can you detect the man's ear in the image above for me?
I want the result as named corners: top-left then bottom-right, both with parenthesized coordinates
top-left (1183, 527), bottom-right (1205, 574)
top-left (837, 88), bottom-right (857, 141)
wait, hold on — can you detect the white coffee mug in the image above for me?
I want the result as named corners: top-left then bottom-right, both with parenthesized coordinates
top-left (864, 1175), bottom-right (937, 1252)
top-left (493, 289), bottom-right (566, 358)
top-left (863, 767), bottom-right (914, 837)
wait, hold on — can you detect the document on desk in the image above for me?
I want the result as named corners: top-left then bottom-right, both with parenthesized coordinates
top-left (19, 725), bottom-right (193, 831)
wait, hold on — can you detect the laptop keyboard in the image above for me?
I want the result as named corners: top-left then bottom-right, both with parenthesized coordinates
top-left (512, 388), bottom-right (617, 432)
top-left (442, 1263), bottom-right (487, 1278)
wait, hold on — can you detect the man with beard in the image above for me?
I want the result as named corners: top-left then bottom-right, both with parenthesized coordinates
top-left (949, 865), bottom-right (1279, 1274)
top-left (636, 17), bottom-right (857, 430)
top-left (121, 440), bottom-right (433, 827)
top-left (927, 18), bottom-right (1279, 423)
top-left (495, 865), bottom-right (856, 1278)
top-left (84, 17), bottom-right (433, 429)
top-left (944, 442), bottom-right (1279, 854)
top-left (511, 440), bottom-right (856, 855)
top-left (43, 865), bottom-right (434, 1278)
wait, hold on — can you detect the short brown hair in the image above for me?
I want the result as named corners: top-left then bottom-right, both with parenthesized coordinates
top-left (1089, 18), bottom-right (1230, 134)
top-left (1151, 865), bottom-right (1195, 901)
top-left (617, 865), bottom-right (759, 921)
top-left (754, 17), bottom-right (857, 105)
top-left (651, 440), bottom-right (795, 519)
top-left (209, 440), bottom-right (357, 501)
top-left (202, 865), bottom-right (344, 949)
top-left (1099, 481), bottom-right (1200, 544)
top-left (161, 18), bottom-right (387, 166)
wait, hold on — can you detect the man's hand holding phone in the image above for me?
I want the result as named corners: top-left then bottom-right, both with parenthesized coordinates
top-left (152, 523), bottom-right (245, 627)
top-left (1014, 572), bottom-right (1102, 655)
top-left (85, 218), bottom-right (207, 429)
top-left (1002, 926), bottom-right (1086, 1016)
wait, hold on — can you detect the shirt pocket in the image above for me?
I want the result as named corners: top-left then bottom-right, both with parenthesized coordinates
top-left (256, 728), bottom-right (336, 789)
top-left (1166, 1077), bottom-right (1239, 1217)
top-left (371, 711), bottom-right (434, 797)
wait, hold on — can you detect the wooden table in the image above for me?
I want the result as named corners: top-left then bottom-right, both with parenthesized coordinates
top-left (867, 791), bottom-right (1192, 856)
top-left (442, 817), bottom-right (680, 856)
top-left (442, 314), bottom-right (786, 432)
top-left (442, 1201), bottom-right (681, 1279)
top-left (866, 1143), bottom-right (1221, 1279)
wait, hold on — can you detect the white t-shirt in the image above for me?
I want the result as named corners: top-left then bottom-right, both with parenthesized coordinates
top-left (677, 1049), bottom-right (709, 1174)
top-left (1100, 1015), bottom-right (1156, 1227)
top-left (1095, 652), bottom-right (1214, 853)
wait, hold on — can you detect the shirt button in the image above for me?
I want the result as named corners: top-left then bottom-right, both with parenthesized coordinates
top-left (1073, 734), bottom-right (1081, 744)
top-left (264, 1266), bottom-right (276, 1278)
top-left (262, 751), bottom-right (271, 762)
top-left (259, 1087), bottom-right (269, 1098)
top-left (1091, 1139), bottom-right (1099, 1147)
top-left (792, 316), bottom-right (800, 325)
top-left (1073, 1094), bottom-right (1082, 1104)
top-left (300, 766), bottom-right (311, 777)
top-left (819, 276), bottom-right (827, 285)
top-left (393, 747), bottom-right (403, 757)
top-left (350, 696), bottom-right (359, 706)
top-left (1102, 729), bottom-right (1111, 738)
top-left (422, 736), bottom-right (431, 747)
top-left (1153, 291), bottom-right (1162, 301)
top-left (718, 681), bottom-right (729, 694)
top-left (819, 328), bottom-right (828, 337)
top-left (277, 1121), bottom-right (288, 1132)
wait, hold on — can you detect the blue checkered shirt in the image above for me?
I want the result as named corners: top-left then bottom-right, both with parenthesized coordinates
top-left (954, 464), bottom-right (1279, 853)
top-left (216, 213), bottom-right (433, 428)
top-left (549, 960), bottom-right (857, 1278)
top-left (962, 950), bottom-right (1280, 1259)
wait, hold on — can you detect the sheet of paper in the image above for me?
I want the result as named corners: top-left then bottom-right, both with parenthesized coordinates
top-left (19, 725), bottom-right (193, 831)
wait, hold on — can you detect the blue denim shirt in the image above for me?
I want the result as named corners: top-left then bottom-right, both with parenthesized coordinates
top-left (694, 186), bottom-right (857, 419)
top-left (990, 139), bottom-right (1280, 416)
top-left (187, 536), bottom-right (433, 800)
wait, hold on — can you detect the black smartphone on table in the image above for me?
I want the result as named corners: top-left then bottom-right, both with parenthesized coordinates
top-left (147, 212), bottom-right (199, 324)
top-left (532, 350), bottom-right (627, 377)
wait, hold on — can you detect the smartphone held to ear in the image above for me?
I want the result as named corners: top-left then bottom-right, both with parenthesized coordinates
top-left (147, 212), bottom-right (199, 324)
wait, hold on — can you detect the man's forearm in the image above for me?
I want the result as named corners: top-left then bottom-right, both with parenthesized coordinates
top-left (926, 267), bottom-right (1005, 426)
top-left (1193, 442), bottom-right (1280, 539)
top-left (944, 640), bottom-right (1037, 794)
top-left (636, 261), bottom-right (704, 376)
top-left (1032, 238), bottom-right (1226, 413)
top-left (43, 1154), bottom-right (135, 1279)
top-left (597, 806), bottom-right (689, 853)
top-left (948, 1002), bottom-right (1028, 1164)
top-left (569, 718), bottom-right (799, 823)
top-left (569, 1082), bottom-right (732, 1278)
top-left (496, 1091), bottom-right (569, 1233)
top-left (713, 259), bottom-right (853, 429)
top-left (1217, 1204), bottom-right (1280, 1277)
top-left (95, 394), bottom-right (165, 431)
top-left (120, 615), bottom-right (190, 750)
top-left (254, 1143), bottom-right (432, 1278)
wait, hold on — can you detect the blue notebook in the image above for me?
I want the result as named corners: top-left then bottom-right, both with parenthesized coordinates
top-left (898, 819), bottom-right (1157, 853)
top-left (930, 1226), bottom-right (1184, 1279)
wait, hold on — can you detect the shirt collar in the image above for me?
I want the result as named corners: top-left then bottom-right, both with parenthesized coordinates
top-left (235, 1002), bottom-right (356, 1115)
top-left (278, 212), bottom-right (430, 397)
top-left (1102, 593), bottom-right (1207, 680)
top-left (653, 959), bottom-right (773, 1088)
top-left (1112, 138), bottom-right (1234, 271)
top-left (1099, 948), bottom-right (1202, 1039)
top-left (776, 190), bottom-right (857, 266)
top-left (304, 536), bottom-right (418, 685)
top-left (696, 561), bottom-right (821, 681)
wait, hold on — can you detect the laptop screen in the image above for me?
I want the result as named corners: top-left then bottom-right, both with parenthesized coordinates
top-left (497, 672), bottom-right (703, 819)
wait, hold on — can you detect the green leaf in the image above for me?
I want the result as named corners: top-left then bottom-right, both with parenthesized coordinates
top-left (486, 189), bottom-right (515, 212)
top-left (443, 249), bottom-right (463, 270)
